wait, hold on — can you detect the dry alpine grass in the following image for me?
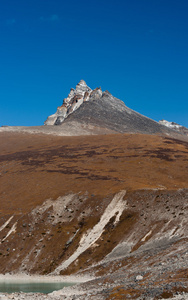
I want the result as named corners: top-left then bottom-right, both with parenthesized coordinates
top-left (0, 132), bottom-right (187, 214)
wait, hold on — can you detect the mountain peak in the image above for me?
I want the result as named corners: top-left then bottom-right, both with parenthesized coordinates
top-left (44, 81), bottom-right (187, 138)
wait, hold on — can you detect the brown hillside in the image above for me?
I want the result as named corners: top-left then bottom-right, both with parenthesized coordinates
top-left (0, 132), bottom-right (187, 214)
top-left (0, 131), bottom-right (187, 299)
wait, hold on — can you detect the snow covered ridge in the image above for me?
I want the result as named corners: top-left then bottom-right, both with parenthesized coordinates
top-left (159, 119), bottom-right (188, 135)
top-left (44, 80), bottom-right (102, 125)
top-left (159, 120), bottom-right (182, 129)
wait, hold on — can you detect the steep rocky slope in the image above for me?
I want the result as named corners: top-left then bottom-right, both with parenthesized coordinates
top-left (0, 131), bottom-right (187, 299)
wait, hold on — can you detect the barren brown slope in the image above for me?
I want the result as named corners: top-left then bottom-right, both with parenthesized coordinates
top-left (0, 132), bottom-right (188, 214)
top-left (0, 131), bottom-right (188, 299)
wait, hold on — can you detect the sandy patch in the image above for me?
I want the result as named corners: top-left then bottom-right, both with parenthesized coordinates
top-left (0, 273), bottom-right (93, 283)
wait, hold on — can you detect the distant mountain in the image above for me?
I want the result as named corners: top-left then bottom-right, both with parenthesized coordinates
top-left (159, 119), bottom-right (188, 136)
top-left (1, 80), bottom-right (187, 140)
top-left (44, 80), bottom-right (184, 137)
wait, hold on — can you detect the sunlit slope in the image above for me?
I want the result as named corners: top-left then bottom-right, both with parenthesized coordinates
top-left (0, 132), bottom-right (187, 215)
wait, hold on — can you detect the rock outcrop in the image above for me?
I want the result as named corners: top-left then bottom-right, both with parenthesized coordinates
top-left (44, 80), bottom-right (93, 125)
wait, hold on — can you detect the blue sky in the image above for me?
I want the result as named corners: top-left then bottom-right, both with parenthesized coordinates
top-left (0, 0), bottom-right (188, 127)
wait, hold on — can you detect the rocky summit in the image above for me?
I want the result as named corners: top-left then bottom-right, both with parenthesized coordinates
top-left (44, 80), bottom-right (185, 138)
top-left (44, 80), bottom-right (93, 125)
top-left (1, 80), bottom-right (187, 140)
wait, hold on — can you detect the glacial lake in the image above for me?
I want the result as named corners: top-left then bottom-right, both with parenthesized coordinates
top-left (0, 280), bottom-right (75, 294)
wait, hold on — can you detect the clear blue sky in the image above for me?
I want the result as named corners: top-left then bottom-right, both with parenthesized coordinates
top-left (0, 0), bottom-right (188, 127)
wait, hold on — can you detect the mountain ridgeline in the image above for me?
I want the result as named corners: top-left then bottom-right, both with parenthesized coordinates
top-left (44, 80), bottom-right (187, 137)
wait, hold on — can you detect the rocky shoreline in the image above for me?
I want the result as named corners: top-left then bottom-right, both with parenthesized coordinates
top-left (0, 273), bottom-right (187, 300)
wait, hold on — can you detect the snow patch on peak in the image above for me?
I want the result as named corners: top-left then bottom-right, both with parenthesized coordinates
top-left (159, 120), bottom-right (182, 129)
top-left (159, 119), bottom-right (188, 136)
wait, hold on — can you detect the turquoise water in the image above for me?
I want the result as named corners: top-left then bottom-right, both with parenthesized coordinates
top-left (0, 281), bottom-right (75, 294)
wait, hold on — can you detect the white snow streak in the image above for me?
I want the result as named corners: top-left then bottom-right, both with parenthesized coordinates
top-left (141, 230), bottom-right (152, 242)
top-left (52, 190), bottom-right (127, 274)
top-left (0, 216), bottom-right (14, 233)
top-left (1, 222), bottom-right (17, 243)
